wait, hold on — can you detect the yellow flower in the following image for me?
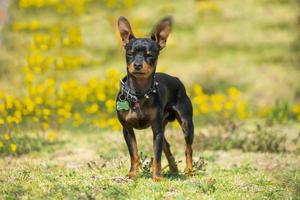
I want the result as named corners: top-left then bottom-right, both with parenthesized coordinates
top-left (43, 108), bottom-right (51, 116)
top-left (228, 87), bottom-right (240, 99)
top-left (193, 84), bottom-right (203, 95)
top-left (24, 98), bottom-right (35, 113)
top-left (106, 0), bottom-right (117, 8)
top-left (42, 122), bottom-right (49, 129)
top-left (73, 112), bottom-right (82, 120)
top-left (58, 108), bottom-right (71, 118)
top-left (212, 103), bottom-right (222, 112)
top-left (0, 103), bottom-right (5, 112)
top-left (48, 131), bottom-right (55, 141)
top-left (13, 116), bottom-right (21, 124)
top-left (14, 100), bottom-right (22, 109)
top-left (96, 92), bottom-right (106, 101)
top-left (56, 100), bottom-right (63, 107)
top-left (33, 117), bottom-right (39, 122)
top-left (106, 68), bottom-right (120, 80)
top-left (238, 111), bottom-right (248, 120)
top-left (34, 97), bottom-right (43, 105)
top-left (200, 104), bottom-right (209, 113)
top-left (210, 94), bottom-right (225, 103)
top-left (108, 118), bottom-right (121, 131)
top-left (45, 78), bottom-right (55, 86)
top-left (0, 141), bottom-right (3, 148)
top-left (4, 133), bottom-right (10, 140)
top-left (292, 104), bottom-right (300, 114)
top-left (88, 78), bottom-right (98, 89)
top-left (105, 100), bottom-right (115, 113)
top-left (30, 20), bottom-right (40, 30)
top-left (96, 118), bottom-right (107, 128)
top-left (25, 73), bottom-right (35, 83)
top-left (34, 66), bottom-right (42, 73)
top-left (0, 118), bottom-right (4, 125)
top-left (64, 103), bottom-right (72, 111)
top-left (14, 111), bottom-right (22, 119)
top-left (193, 96), bottom-right (202, 105)
top-left (10, 143), bottom-right (17, 152)
top-left (197, 1), bottom-right (220, 14)
top-left (5, 95), bottom-right (14, 109)
top-left (0, 90), bottom-right (4, 99)
top-left (112, 124), bottom-right (121, 131)
top-left (73, 112), bottom-right (83, 127)
top-left (85, 104), bottom-right (99, 114)
top-left (224, 101), bottom-right (234, 111)
top-left (40, 44), bottom-right (48, 51)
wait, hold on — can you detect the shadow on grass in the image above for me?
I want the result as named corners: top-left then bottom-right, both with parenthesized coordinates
top-left (163, 172), bottom-right (188, 181)
top-left (138, 170), bottom-right (188, 181)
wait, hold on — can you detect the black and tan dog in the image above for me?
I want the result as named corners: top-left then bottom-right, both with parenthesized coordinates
top-left (116, 16), bottom-right (194, 181)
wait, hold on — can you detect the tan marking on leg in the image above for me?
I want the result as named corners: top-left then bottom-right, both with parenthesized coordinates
top-left (185, 144), bottom-right (193, 175)
top-left (128, 137), bottom-right (139, 178)
top-left (152, 158), bottom-right (163, 181)
top-left (163, 142), bottom-right (178, 173)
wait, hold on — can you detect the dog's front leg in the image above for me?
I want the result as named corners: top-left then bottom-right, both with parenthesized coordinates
top-left (151, 120), bottom-right (164, 181)
top-left (123, 127), bottom-right (139, 178)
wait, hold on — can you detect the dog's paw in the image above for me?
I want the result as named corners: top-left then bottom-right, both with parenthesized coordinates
top-left (185, 168), bottom-right (194, 176)
top-left (169, 165), bottom-right (179, 174)
top-left (153, 175), bottom-right (164, 182)
top-left (127, 171), bottom-right (138, 179)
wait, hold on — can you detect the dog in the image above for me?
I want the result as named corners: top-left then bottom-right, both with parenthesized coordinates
top-left (116, 16), bottom-right (194, 181)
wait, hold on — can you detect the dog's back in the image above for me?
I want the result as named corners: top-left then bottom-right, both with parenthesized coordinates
top-left (154, 72), bottom-right (189, 106)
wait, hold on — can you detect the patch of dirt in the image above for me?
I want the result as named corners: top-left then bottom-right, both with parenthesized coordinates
top-left (51, 147), bottom-right (98, 169)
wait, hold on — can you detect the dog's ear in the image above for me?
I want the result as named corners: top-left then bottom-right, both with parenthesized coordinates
top-left (118, 16), bottom-right (135, 46)
top-left (150, 16), bottom-right (172, 49)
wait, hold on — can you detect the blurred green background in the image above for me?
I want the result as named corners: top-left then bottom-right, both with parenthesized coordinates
top-left (1, 0), bottom-right (300, 106)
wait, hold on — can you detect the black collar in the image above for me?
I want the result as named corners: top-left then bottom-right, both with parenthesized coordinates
top-left (119, 76), bottom-right (159, 102)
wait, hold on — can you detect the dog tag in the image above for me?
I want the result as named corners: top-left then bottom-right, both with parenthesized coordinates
top-left (116, 100), bottom-right (130, 111)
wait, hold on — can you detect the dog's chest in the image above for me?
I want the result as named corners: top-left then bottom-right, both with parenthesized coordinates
top-left (120, 103), bottom-right (155, 129)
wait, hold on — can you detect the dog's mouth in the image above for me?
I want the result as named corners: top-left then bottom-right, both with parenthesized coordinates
top-left (132, 71), bottom-right (146, 76)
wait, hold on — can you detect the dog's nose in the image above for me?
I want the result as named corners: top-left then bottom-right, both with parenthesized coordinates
top-left (134, 63), bottom-right (142, 71)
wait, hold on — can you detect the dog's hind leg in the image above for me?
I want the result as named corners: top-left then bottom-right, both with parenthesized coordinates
top-left (163, 136), bottom-right (179, 173)
top-left (172, 95), bottom-right (194, 175)
top-left (162, 120), bottom-right (178, 173)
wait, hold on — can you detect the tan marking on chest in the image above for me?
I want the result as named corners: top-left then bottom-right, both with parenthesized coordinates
top-left (125, 108), bottom-right (145, 122)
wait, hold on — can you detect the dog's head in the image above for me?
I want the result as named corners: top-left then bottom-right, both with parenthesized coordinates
top-left (117, 16), bottom-right (172, 78)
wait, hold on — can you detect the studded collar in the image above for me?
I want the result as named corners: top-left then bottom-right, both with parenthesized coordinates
top-left (119, 76), bottom-right (159, 103)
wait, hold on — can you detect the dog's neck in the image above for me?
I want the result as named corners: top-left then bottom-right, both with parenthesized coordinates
top-left (127, 74), bottom-right (154, 94)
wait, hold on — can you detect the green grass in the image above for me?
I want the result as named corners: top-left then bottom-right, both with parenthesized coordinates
top-left (1, 123), bottom-right (299, 199)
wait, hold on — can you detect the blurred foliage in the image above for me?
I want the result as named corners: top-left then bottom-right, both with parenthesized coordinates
top-left (294, 0), bottom-right (300, 68)
top-left (196, 122), bottom-right (300, 153)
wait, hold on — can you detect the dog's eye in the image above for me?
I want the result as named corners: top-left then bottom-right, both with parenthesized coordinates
top-left (127, 52), bottom-right (133, 57)
top-left (146, 52), bottom-right (153, 58)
